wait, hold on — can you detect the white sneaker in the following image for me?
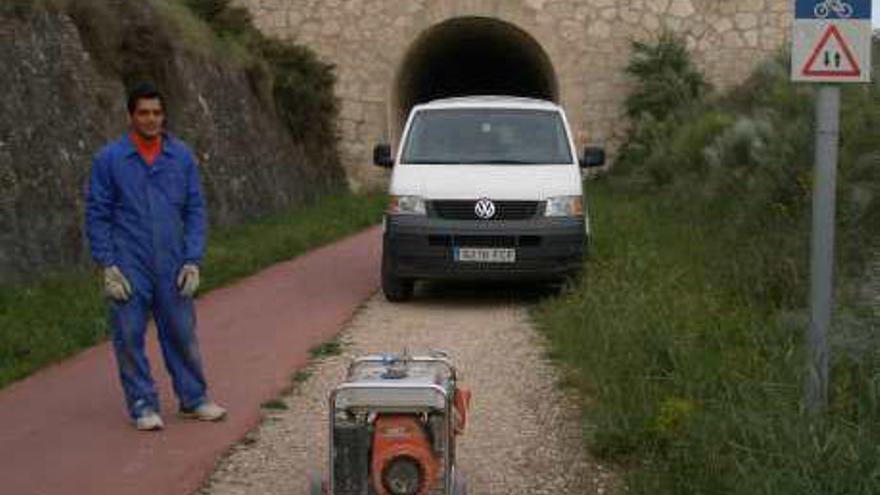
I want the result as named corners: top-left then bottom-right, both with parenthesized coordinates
top-left (179, 401), bottom-right (227, 421)
top-left (135, 411), bottom-right (164, 431)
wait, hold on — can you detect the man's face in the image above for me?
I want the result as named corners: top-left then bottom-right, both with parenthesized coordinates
top-left (129, 97), bottom-right (164, 140)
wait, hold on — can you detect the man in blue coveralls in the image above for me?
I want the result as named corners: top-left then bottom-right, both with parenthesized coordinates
top-left (86, 83), bottom-right (226, 431)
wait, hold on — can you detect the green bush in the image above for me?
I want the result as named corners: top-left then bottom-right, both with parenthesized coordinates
top-left (553, 37), bottom-right (880, 494)
top-left (617, 43), bottom-right (821, 307)
top-left (181, 0), bottom-right (338, 151)
top-left (184, 0), bottom-right (228, 21)
top-left (185, 0), bottom-right (254, 40)
top-left (536, 182), bottom-right (880, 494)
top-left (624, 31), bottom-right (710, 122)
top-left (616, 110), bottom-right (736, 190)
top-left (670, 110), bottom-right (736, 175)
top-left (259, 39), bottom-right (339, 149)
top-left (0, 0), bottom-right (37, 17)
top-left (616, 33), bottom-right (714, 190)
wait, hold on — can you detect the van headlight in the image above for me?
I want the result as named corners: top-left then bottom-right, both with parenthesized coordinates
top-left (544, 196), bottom-right (583, 217)
top-left (388, 195), bottom-right (426, 215)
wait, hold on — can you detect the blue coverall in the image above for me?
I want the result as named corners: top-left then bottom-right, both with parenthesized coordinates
top-left (85, 133), bottom-right (209, 420)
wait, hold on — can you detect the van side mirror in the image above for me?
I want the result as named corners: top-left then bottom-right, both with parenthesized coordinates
top-left (580, 146), bottom-right (605, 168)
top-left (373, 144), bottom-right (394, 168)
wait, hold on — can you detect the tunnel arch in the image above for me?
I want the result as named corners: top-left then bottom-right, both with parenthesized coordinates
top-left (392, 17), bottom-right (559, 136)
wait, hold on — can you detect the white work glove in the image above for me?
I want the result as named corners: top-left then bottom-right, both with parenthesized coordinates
top-left (177, 264), bottom-right (200, 298)
top-left (103, 266), bottom-right (133, 302)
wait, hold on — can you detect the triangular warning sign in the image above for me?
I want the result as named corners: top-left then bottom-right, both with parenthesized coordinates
top-left (802, 25), bottom-right (861, 77)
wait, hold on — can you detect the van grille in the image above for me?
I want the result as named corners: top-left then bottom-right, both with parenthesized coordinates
top-left (428, 235), bottom-right (541, 247)
top-left (429, 200), bottom-right (542, 220)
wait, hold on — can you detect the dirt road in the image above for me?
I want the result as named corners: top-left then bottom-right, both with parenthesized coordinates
top-left (199, 284), bottom-right (615, 495)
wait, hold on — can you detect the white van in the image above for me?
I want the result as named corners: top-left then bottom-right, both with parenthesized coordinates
top-left (373, 96), bottom-right (604, 301)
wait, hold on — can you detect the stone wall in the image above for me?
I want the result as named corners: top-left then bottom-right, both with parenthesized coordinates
top-left (0, 7), bottom-right (345, 281)
top-left (238, 0), bottom-right (792, 191)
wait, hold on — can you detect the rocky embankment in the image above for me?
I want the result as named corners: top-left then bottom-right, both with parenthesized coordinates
top-left (0, 4), bottom-right (344, 281)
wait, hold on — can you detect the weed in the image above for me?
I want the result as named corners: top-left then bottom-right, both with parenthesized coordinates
top-left (534, 185), bottom-right (880, 492)
top-left (292, 370), bottom-right (312, 383)
top-left (260, 398), bottom-right (288, 410)
top-left (309, 340), bottom-right (343, 359)
top-left (537, 36), bottom-right (880, 494)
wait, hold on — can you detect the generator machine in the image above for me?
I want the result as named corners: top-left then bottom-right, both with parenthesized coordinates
top-left (310, 351), bottom-right (470, 495)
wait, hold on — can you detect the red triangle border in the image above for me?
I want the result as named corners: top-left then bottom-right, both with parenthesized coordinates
top-left (802, 24), bottom-right (861, 78)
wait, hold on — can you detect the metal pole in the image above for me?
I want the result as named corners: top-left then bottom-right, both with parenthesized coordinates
top-left (806, 85), bottom-right (840, 415)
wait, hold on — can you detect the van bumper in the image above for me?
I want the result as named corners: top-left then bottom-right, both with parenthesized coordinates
top-left (383, 215), bottom-right (586, 281)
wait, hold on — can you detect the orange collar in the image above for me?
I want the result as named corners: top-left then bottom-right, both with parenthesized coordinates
top-left (130, 132), bottom-right (162, 166)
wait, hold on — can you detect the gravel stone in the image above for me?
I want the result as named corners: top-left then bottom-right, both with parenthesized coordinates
top-left (199, 288), bottom-right (617, 494)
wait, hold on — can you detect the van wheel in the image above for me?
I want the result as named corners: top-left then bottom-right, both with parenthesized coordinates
top-left (382, 253), bottom-right (414, 302)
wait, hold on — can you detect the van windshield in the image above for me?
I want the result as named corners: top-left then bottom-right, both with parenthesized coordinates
top-left (401, 108), bottom-right (573, 165)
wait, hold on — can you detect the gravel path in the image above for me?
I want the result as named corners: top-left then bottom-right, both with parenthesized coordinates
top-left (198, 285), bottom-right (615, 495)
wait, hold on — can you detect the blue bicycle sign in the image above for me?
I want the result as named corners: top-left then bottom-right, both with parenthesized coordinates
top-left (792, 0), bottom-right (872, 83)
top-left (796, 0), bottom-right (871, 19)
top-left (814, 0), bottom-right (854, 18)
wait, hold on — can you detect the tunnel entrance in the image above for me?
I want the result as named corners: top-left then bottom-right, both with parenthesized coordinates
top-left (393, 17), bottom-right (559, 134)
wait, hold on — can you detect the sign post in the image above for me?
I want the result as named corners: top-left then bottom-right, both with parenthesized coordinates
top-left (806, 85), bottom-right (838, 414)
top-left (791, 0), bottom-right (872, 414)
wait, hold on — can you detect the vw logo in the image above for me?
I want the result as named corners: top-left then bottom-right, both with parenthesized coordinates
top-left (474, 198), bottom-right (496, 219)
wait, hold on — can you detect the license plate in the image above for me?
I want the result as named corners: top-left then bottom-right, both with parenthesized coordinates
top-left (454, 247), bottom-right (516, 263)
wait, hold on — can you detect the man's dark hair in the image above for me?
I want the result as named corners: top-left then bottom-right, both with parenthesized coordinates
top-left (127, 82), bottom-right (165, 114)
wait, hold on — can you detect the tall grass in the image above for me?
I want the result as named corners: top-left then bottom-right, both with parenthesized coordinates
top-left (615, 39), bottom-right (880, 309)
top-left (532, 35), bottom-right (880, 493)
top-left (0, 193), bottom-right (386, 388)
top-left (534, 184), bottom-right (880, 494)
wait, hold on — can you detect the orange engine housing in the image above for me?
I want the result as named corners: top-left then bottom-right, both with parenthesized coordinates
top-left (453, 387), bottom-right (471, 435)
top-left (371, 415), bottom-right (440, 495)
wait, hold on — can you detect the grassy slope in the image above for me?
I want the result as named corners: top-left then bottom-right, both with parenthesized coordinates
top-left (0, 193), bottom-right (386, 388)
top-left (0, 0), bottom-right (360, 388)
top-left (532, 39), bottom-right (880, 491)
top-left (534, 182), bottom-right (880, 494)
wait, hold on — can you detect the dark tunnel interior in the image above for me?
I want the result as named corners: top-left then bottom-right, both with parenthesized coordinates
top-left (395, 17), bottom-right (559, 131)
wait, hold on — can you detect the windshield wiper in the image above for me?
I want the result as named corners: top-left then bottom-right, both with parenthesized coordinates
top-left (405, 159), bottom-right (542, 165)
top-left (474, 159), bottom-right (537, 164)
top-left (406, 160), bottom-right (465, 164)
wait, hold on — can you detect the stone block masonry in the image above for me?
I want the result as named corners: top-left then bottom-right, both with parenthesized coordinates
top-left (237, 0), bottom-right (792, 191)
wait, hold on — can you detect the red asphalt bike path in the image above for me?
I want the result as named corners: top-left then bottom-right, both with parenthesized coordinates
top-left (0, 226), bottom-right (382, 495)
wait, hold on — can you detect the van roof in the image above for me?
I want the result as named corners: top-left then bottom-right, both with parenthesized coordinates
top-left (414, 95), bottom-right (561, 112)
